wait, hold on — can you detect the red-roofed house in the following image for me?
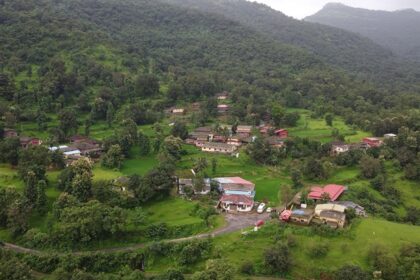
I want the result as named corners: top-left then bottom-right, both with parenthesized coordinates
top-left (274, 129), bottom-right (289, 139)
top-left (217, 104), bottom-right (229, 114)
top-left (362, 137), bottom-right (383, 148)
top-left (308, 184), bottom-right (345, 202)
top-left (219, 194), bottom-right (254, 212)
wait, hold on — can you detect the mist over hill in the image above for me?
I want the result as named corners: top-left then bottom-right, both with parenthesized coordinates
top-left (306, 3), bottom-right (420, 61)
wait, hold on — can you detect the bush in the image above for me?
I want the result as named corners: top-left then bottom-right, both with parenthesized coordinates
top-left (307, 243), bottom-right (329, 258)
top-left (263, 242), bottom-right (291, 275)
top-left (240, 261), bottom-right (255, 275)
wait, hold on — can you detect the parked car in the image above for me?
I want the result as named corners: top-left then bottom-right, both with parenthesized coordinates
top-left (266, 207), bottom-right (273, 213)
top-left (257, 203), bottom-right (266, 214)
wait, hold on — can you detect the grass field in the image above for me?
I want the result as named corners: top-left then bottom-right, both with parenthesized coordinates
top-left (287, 109), bottom-right (370, 143)
top-left (202, 218), bottom-right (420, 278)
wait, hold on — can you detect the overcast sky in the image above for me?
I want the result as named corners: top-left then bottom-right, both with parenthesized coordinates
top-left (254, 0), bottom-right (420, 19)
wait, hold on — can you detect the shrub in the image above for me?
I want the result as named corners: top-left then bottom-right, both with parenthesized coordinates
top-left (240, 261), bottom-right (255, 275)
top-left (307, 243), bottom-right (329, 258)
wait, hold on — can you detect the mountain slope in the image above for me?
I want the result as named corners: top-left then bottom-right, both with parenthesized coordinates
top-left (163, 0), bottom-right (420, 88)
top-left (306, 3), bottom-right (420, 61)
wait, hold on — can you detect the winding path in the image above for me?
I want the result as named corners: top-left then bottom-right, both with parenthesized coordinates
top-left (1, 213), bottom-right (270, 256)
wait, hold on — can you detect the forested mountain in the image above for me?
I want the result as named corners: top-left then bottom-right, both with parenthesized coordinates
top-left (163, 0), bottom-right (420, 89)
top-left (306, 3), bottom-right (420, 62)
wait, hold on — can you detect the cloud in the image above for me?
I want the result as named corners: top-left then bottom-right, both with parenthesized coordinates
top-left (254, 0), bottom-right (420, 19)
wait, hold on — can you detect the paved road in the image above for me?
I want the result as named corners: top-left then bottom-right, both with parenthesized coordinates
top-left (1, 212), bottom-right (271, 256)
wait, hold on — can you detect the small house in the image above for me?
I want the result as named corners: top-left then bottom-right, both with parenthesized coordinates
top-left (49, 145), bottom-right (81, 158)
top-left (171, 108), bottom-right (185, 115)
top-left (217, 104), bottom-right (230, 114)
top-left (259, 124), bottom-right (273, 135)
top-left (265, 136), bottom-right (285, 148)
top-left (4, 128), bottom-right (18, 138)
top-left (308, 184), bottom-right (345, 202)
top-left (274, 129), bottom-right (288, 139)
top-left (201, 142), bottom-right (237, 154)
top-left (384, 133), bottom-right (397, 139)
top-left (317, 210), bottom-right (346, 228)
top-left (289, 209), bottom-right (315, 225)
top-left (218, 194), bottom-right (254, 213)
top-left (362, 137), bottom-right (383, 148)
top-left (236, 125), bottom-right (253, 137)
top-left (331, 201), bottom-right (367, 217)
top-left (216, 91), bottom-right (229, 100)
top-left (177, 178), bottom-right (211, 195)
top-left (213, 177), bottom-right (255, 197)
top-left (331, 142), bottom-right (350, 155)
top-left (227, 136), bottom-right (243, 147)
top-left (20, 137), bottom-right (42, 149)
top-left (314, 204), bottom-right (346, 216)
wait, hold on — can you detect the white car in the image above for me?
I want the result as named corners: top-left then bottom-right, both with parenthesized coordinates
top-left (257, 203), bottom-right (266, 214)
top-left (266, 207), bottom-right (273, 213)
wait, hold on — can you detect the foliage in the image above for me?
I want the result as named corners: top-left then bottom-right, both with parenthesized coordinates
top-left (102, 144), bottom-right (125, 169)
top-left (263, 242), bottom-right (291, 275)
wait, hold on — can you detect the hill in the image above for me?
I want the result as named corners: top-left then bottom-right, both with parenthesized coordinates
top-left (163, 0), bottom-right (420, 89)
top-left (306, 3), bottom-right (420, 61)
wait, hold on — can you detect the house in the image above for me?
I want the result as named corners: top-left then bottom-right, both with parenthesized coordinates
top-left (289, 209), bottom-right (315, 225)
top-left (308, 184), bottom-right (346, 202)
top-left (349, 142), bottom-right (370, 151)
top-left (69, 135), bottom-right (93, 144)
top-left (49, 145), bottom-right (81, 158)
top-left (331, 142), bottom-right (350, 155)
top-left (259, 124), bottom-right (273, 135)
top-left (4, 128), bottom-right (18, 138)
top-left (216, 91), bottom-right (229, 100)
top-left (213, 177), bottom-right (255, 197)
top-left (317, 210), bottom-right (346, 228)
top-left (227, 136), bottom-right (243, 146)
top-left (201, 142), bottom-right (237, 154)
top-left (217, 104), bottom-right (230, 114)
top-left (384, 133), bottom-right (397, 139)
top-left (314, 204), bottom-right (346, 216)
top-left (218, 194), bottom-right (254, 213)
top-left (171, 108), bottom-right (185, 115)
top-left (265, 136), bottom-right (285, 148)
top-left (274, 129), bottom-right (289, 139)
top-left (191, 102), bottom-right (201, 111)
top-left (236, 125), bottom-right (253, 137)
top-left (177, 178), bottom-right (211, 195)
top-left (73, 141), bottom-right (103, 157)
top-left (331, 201), bottom-right (367, 217)
top-left (362, 137), bottom-right (383, 148)
top-left (20, 137), bottom-right (42, 148)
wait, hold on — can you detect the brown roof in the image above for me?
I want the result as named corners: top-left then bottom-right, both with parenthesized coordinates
top-left (202, 142), bottom-right (236, 150)
top-left (319, 210), bottom-right (346, 221)
top-left (220, 194), bottom-right (254, 206)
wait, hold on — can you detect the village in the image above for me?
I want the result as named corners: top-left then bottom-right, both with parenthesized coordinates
top-left (1, 91), bottom-right (397, 233)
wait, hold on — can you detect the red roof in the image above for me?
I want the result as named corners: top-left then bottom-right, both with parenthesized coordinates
top-left (220, 194), bottom-right (254, 206)
top-left (308, 184), bottom-right (345, 201)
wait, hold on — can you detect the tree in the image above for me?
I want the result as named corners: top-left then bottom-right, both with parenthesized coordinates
top-left (271, 104), bottom-right (285, 127)
top-left (159, 136), bottom-right (183, 163)
top-left (135, 74), bottom-right (159, 97)
top-left (291, 168), bottom-right (303, 188)
top-left (54, 200), bottom-right (125, 244)
top-left (59, 109), bottom-right (79, 137)
top-left (305, 158), bottom-right (328, 180)
top-left (18, 146), bottom-right (50, 183)
top-left (334, 265), bottom-right (370, 280)
top-left (138, 132), bottom-right (151, 156)
top-left (360, 155), bottom-right (382, 179)
top-left (325, 113), bottom-right (334, 127)
top-left (24, 171), bottom-right (38, 205)
top-left (264, 242), bottom-right (291, 275)
top-left (0, 255), bottom-right (34, 280)
top-left (36, 180), bottom-right (48, 214)
top-left (7, 199), bottom-right (30, 236)
top-left (102, 144), bottom-right (125, 169)
top-left (0, 137), bottom-right (20, 165)
top-left (193, 157), bottom-right (208, 173)
top-left (211, 158), bottom-right (218, 174)
top-left (67, 158), bottom-right (93, 202)
top-left (106, 102), bottom-right (115, 128)
top-left (171, 122), bottom-right (189, 140)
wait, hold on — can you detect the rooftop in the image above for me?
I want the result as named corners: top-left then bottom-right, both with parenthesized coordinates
top-left (220, 194), bottom-right (254, 205)
top-left (308, 184), bottom-right (345, 201)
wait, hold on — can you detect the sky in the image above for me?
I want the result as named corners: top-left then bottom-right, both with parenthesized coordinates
top-left (254, 0), bottom-right (420, 19)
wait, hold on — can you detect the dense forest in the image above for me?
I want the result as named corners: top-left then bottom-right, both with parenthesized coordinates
top-left (0, 0), bottom-right (419, 279)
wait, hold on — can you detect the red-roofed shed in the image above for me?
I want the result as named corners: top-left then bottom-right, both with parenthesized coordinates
top-left (308, 184), bottom-right (345, 201)
top-left (274, 129), bottom-right (289, 139)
